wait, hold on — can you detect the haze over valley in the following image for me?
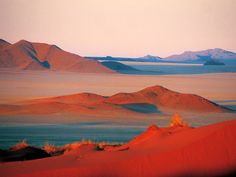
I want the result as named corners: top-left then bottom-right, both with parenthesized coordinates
top-left (1, 0), bottom-right (236, 177)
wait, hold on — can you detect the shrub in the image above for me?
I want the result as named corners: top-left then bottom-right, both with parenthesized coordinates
top-left (10, 139), bottom-right (29, 151)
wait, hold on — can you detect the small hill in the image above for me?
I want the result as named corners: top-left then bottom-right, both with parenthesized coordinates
top-left (0, 85), bottom-right (229, 116)
top-left (101, 61), bottom-right (139, 73)
top-left (30, 93), bottom-right (106, 104)
top-left (108, 85), bottom-right (228, 112)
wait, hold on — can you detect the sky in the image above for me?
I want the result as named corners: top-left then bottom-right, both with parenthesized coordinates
top-left (0, 0), bottom-right (236, 57)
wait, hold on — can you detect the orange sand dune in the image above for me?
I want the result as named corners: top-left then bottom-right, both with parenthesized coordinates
top-left (0, 39), bottom-right (115, 73)
top-left (1, 118), bottom-right (236, 177)
top-left (0, 85), bottom-right (228, 116)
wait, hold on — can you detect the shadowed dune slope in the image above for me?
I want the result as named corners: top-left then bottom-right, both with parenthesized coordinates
top-left (108, 85), bottom-right (227, 112)
top-left (0, 146), bottom-right (50, 162)
top-left (0, 119), bottom-right (236, 177)
top-left (0, 39), bottom-right (115, 73)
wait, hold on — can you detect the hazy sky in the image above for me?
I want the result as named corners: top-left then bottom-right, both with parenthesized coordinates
top-left (1, 0), bottom-right (236, 57)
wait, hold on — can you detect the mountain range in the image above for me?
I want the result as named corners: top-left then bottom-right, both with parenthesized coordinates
top-left (1, 39), bottom-right (236, 72)
top-left (164, 48), bottom-right (236, 63)
top-left (87, 48), bottom-right (236, 63)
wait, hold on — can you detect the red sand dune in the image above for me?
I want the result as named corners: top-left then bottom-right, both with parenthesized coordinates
top-left (0, 39), bottom-right (115, 73)
top-left (0, 85), bottom-right (228, 116)
top-left (1, 118), bottom-right (236, 177)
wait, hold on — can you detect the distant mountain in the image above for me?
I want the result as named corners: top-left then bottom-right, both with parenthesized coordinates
top-left (86, 56), bottom-right (138, 62)
top-left (88, 48), bottom-right (236, 64)
top-left (164, 48), bottom-right (236, 63)
top-left (86, 55), bottom-right (162, 62)
top-left (2, 39), bottom-right (235, 67)
top-left (0, 39), bottom-right (115, 73)
top-left (137, 55), bottom-right (162, 62)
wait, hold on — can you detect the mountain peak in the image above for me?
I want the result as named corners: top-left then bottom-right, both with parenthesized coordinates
top-left (139, 55), bottom-right (161, 60)
top-left (17, 39), bottom-right (30, 44)
top-left (50, 44), bottom-right (61, 50)
top-left (0, 39), bottom-right (10, 44)
top-left (14, 40), bottom-right (33, 47)
top-left (212, 48), bottom-right (223, 51)
top-left (140, 85), bottom-right (169, 93)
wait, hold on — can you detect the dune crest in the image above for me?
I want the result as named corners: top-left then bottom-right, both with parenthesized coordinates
top-left (1, 119), bottom-right (236, 177)
top-left (147, 124), bottom-right (160, 131)
top-left (108, 85), bottom-right (227, 112)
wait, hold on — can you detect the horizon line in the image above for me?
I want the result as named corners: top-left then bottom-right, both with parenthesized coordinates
top-left (1, 38), bottom-right (236, 58)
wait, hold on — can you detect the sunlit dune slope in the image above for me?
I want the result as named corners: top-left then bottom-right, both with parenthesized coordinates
top-left (1, 117), bottom-right (236, 177)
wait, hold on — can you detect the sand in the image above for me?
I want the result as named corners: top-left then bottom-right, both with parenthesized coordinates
top-left (0, 69), bottom-right (235, 104)
top-left (0, 119), bottom-right (236, 177)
